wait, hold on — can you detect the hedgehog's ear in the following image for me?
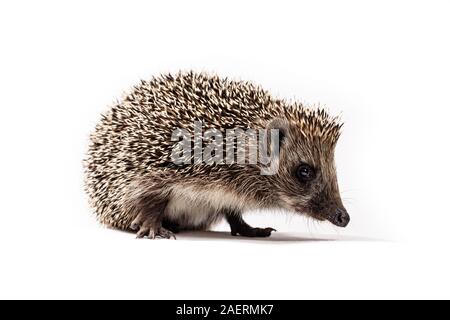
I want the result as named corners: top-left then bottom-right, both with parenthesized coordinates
top-left (267, 117), bottom-right (289, 145)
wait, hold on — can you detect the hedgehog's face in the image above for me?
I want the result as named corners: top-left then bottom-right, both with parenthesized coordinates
top-left (268, 117), bottom-right (349, 227)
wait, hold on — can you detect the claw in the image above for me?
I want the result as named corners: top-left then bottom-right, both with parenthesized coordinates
top-left (136, 227), bottom-right (149, 238)
top-left (148, 229), bottom-right (157, 239)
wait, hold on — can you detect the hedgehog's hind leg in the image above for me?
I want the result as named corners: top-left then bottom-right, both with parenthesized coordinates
top-left (125, 180), bottom-right (176, 240)
top-left (225, 210), bottom-right (276, 238)
top-left (130, 210), bottom-right (176, 239)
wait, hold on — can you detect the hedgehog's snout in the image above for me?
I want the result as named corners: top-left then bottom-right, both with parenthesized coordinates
top-left (328, 207), bottom-right (350, 228)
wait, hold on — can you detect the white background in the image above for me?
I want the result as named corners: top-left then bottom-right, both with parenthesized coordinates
top-left (1, 0), bottom-right (449, 299)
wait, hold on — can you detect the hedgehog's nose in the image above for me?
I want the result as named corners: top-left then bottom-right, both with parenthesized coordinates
top-left (331, 208), bottom-right (350, 227)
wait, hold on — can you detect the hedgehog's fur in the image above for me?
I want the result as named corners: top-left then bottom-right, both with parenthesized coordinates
top-left (84, 71), bottom-right (348, 238)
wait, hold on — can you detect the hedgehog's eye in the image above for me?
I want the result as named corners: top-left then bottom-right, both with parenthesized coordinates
top-left (296, 164), bottom-right (315, 183)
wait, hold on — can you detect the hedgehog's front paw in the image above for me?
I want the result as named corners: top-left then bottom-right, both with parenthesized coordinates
top-left (130, 214), bottom-right (176, 239)
top-left (232, 227), bottom-right (276, 238)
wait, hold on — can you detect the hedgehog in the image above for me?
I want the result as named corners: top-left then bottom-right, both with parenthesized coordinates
top-left (84, 71), bottom-right (349, 239)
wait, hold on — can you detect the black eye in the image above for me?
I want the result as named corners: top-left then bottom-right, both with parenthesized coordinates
top-left (296, 164), bottom-right (315, 183)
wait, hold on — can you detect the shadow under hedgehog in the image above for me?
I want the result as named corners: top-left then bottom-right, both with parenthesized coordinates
top-left (84, 71), bottom-right (349, 239)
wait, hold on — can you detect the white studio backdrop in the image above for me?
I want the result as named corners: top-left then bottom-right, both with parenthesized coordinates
top-left (0, 0), bottom-right (449, 299)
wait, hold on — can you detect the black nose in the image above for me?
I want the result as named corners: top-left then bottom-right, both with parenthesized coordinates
top-left (331, 208), bottom-right (350, 227)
